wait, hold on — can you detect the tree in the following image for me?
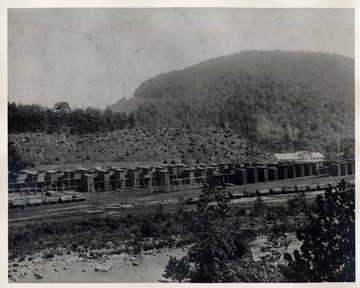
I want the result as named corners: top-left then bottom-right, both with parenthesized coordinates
top-left (49, 102), bottom-right (72, 132)
top-left (52, 102), bottom-right (71, 114)
top-left (103, 108), bottom-right (116, 131)
top-left (8, 142), bottom-right (33, 173)
top-left (162, 256), bottom-right (190, 283)
top-left (8, 102), bottom-right (19, 133)
top-left (162, 176), bottom-right (284, 283)
top-left (261, 221), bottom-right (290, 265)
top-left (284, 183), bottom-right (355, 282)
top-left (186, 177), bottom-right (239, 282)
top-left (128, 113), bottom-right (137, 128)
top-left (287, 191), bottom-right (308, 215)
top-left (163, 177), bottom-right (238, 282)
top-left (250, 196), bottom-right (266, 217)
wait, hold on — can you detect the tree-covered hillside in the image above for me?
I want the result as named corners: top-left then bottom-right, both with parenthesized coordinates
top-left (112, 51), bottom-right (354, 157)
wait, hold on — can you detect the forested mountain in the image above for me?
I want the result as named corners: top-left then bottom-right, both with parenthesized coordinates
top-left (111, 51), bottom-right (354, 157)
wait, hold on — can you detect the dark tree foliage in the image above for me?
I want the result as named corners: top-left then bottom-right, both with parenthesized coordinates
top-left (250, 196), bottom-right (266, 217)
top-left (235, 258), bottom-right (285, 282)
top-left (185, 177), bottom-right (238, 282)
top-left (8, 102), bottom-right (130, 135)
top-left (287, 191), bottom-right (308, 215)
top-left (284, 182), bottom-right (355, 282)
top-left (8, 141), bottom-right (34, 173)
top-left (162, 256), bottom-right (191, 283)
top-left (8, 102), bottom-right (49, 133)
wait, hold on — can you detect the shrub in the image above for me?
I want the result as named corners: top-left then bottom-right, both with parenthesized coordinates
top-left (42, 251), bottom-right (55, 259)
top-left (284, 184), bottom-right (355, 282)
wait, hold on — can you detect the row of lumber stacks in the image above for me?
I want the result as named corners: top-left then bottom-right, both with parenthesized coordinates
top-left (232, 161), bottom-right (332, 185)
top-left (325, 160), bottom-right (355, 177)
top-left (8, 159), bottom-right (355, 193)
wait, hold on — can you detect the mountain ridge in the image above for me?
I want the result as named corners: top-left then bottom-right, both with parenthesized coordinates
top-left (109, 50), bottom-right (354, 156)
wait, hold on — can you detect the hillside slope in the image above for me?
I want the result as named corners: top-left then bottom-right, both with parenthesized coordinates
top-left (9, 127), bottom-right (275, 169)
top-left (110, 51), bottom-right (354, 156)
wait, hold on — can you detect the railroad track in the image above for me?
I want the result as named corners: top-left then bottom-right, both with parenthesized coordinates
top-left (8, 176), bottom-right (354, 225)
top-left (8, 187), bottom-right (337, 224)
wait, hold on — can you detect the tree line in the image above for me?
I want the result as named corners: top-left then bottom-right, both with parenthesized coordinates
top-left (8, 102), bottom-right (136, 135)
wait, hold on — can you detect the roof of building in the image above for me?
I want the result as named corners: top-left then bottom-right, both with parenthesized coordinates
top-left (274, 153), bottom-right (299, 160)
top-left (21, 170), bottom-right (39, 175)
top-left (274, 151), bottom-right (324, 162)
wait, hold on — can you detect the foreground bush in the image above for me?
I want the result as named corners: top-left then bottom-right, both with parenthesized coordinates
top-left (284, 181), bottom-right (355, 282)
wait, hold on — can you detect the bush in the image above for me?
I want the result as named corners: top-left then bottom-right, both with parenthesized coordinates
top-left (140, 217), bottom-right (160, 238)
top-left (284, 184), bottom-right (355, 282)
top-left (42, 251), bottom-right (55, 259)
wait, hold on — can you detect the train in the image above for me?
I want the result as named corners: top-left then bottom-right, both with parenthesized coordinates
top-left (187, 179), bottom-right (355, 203)
top-left (8, 194), bottom-right (86, 209)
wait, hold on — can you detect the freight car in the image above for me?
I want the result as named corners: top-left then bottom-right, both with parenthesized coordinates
top-left (9, 193), bottom-right (86, 209)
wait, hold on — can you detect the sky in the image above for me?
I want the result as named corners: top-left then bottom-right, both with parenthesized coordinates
top-left (8, 8), bottom-right (354, 109)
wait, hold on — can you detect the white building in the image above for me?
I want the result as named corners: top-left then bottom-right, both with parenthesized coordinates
top-left (274, 151), bottom-right (324, 163)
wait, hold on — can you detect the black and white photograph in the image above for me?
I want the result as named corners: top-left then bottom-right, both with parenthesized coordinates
top-left (4, 4), bottom-right (356, 284)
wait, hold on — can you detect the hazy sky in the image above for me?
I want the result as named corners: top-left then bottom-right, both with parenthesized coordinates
top-left (8, 8), bottom-right (354, 109)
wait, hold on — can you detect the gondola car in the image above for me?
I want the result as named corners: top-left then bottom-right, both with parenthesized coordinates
top-left (9, 200), bottom-right (26, 209)
top-left (59, 195), bottom-right (73, 203)
top-left (306, 184), bottom-right (318, 191)
top-left (27, 198), bottom-right (43, 207)
top-left (326, 182), bottom-right (337, 189)
top-left (294, 185), bottom-right (307, 193)
top-left (256, 189), bottom-right (269, 196)
top-left (228, 191), bottom-right (244, 199)
top-left (73, 194), bottom-right (86, 202)
top-left (43, 197), bottom-right (59, 205)
top-left (243, 189), bottom-right (257, 197)
top-left (316, 183), bottom-right (329, 190)
top-left (269, 187), bottom-right (283, 195)
top-left (185, 196), bottom-right (200, 204)
top-left (282, 186), bottom-right (296, 194)
top-left (106, 203), bottom-right (121, 209)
